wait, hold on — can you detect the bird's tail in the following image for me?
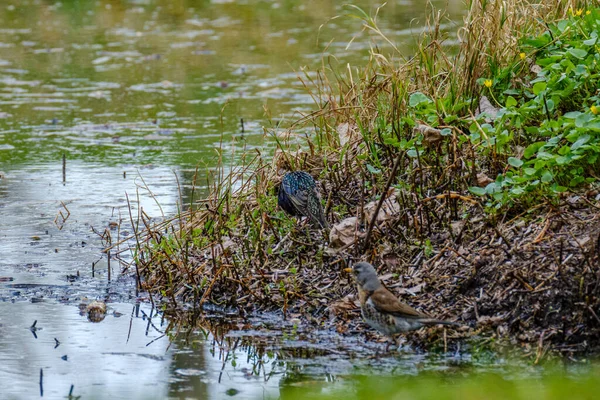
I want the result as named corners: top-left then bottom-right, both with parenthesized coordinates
top-left (422, 319), bottom-right (461, 327)
top-left (307, 191), bottom-right (328, 229)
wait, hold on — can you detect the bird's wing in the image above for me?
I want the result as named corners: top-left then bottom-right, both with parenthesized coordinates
top-left (306, 189), bottom-right (327, 228)
top-left (369, 288), bottom-right (429, 319)
top-left (288, 188), bottom-right (309, 213)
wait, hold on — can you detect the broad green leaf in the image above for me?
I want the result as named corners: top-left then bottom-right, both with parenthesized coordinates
top-left (507, 157), bottom-right (523, 167)
top-left (524, 168), bottom-right (537, 175)
top-left (533, 82), bottom-right (547, 95)
top-left (571, 134), bottom-right (590, 151)
top-left (485, 182), bottom-right (498, 194)
top-left (556, 156), bottom-right (569, 165)
top-left (557, 20), bottom-right (570, 32)
top-left (567, 48), bottom-right (588, 59)
top-left (468, 186), bottom-right (486, 196)
top-left (563, 111), bottom-right (582, 119)
top-left (523, 34), bottom-right (551, 48)
top-left (505, 96), bottom-right (517, 107)
top-left (575, 64), bottom-right (588, 75)
top-left (409, 92), bottom-right (432, 107)
top-left (541, 170), bottom-right (553, 183)
top-left (524, 142), bottom-right (545, 158)
top-left (575, 113), bottom-right (593, 127)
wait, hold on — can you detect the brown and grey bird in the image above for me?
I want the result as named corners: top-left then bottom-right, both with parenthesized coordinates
top-left (346, 262), bottom-right (458, 342)
top-left (277, 171), bottom-right (328, 229)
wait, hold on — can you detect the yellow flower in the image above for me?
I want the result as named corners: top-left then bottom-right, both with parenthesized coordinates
top-left (484, 79), bottom-right (493, 88)
top-left (592, 105), bottom-right (599, 115)
top-left (576, 9), bottom-right (583, 16)
top-left (519, 52), bottom-right (526, 60)
top-left (586, 10), bottom-right (591, 16)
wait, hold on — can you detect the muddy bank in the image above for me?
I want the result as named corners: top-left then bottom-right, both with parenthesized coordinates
top-left (135, 178), bottom-right (600, 357)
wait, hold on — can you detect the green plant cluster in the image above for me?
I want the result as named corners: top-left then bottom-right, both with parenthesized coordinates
top-left (467, 8), bottom-right (600, 207)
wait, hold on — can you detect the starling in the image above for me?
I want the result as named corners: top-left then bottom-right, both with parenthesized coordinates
top-left (278, 171), bottom-right (328, 229)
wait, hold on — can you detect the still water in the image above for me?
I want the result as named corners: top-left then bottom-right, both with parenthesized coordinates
top-left (5, 1), bottom-right (594, 400)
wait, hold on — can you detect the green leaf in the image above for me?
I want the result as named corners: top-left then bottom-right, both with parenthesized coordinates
top-left (557, 20), bottom-right (570, 32)
top-left (567, 48), bottom-right (588, 59)
top-left (524, 142), bottom-right (545, 158)
top-left (523, 34), bottom-right (551, 48)
top-left (383, 137), bottom-right (400, 146)
top-left (575, 113), bottom-right (593, 128)
top-left (563, 111), bottom-right (582, 119)
top-left (406, 149), bottom-right (418, 158)
top-left (507, 157), bottom-right (523, 167)
top-left (537, 151), bottom-right (554, 160)
top-left (533, 82), bottom-right (547, 95)
top-left (551, 184), bottom-right (567, 193)
top-left (541, 170), bottom-right (553, 183)
top-left (366, 164), bottom-right (381, 174)
top-left (409, 92), bottom-right (432, 107)
top-left (485, 182), bottom-right (499, 194)
top-left (571, 135), bottom-right (590, 151)
top-left (505, 96), bottom-right (517, 107)
top-left (575, 64), bottom-right (588, 75)
top-left (584, 37), bottom-right (597, 45)
top-left (468, 186), bottom-right (486, 196)
top-left (440, 128), bottom-right (452, 136)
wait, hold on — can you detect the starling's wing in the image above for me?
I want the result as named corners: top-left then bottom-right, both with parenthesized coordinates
top-left (307, 189), bottom-right (328, 229)
top-left (287, 187), bottom-right (310, 215)
top-left (369, 288), bottom-right (429, 319)
top-left (278, 184), bottom-right (299, 216)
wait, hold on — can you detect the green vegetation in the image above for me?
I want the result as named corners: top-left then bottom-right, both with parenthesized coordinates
top-left (279, 368), bottom-right (600, 400)
top-left (469, 7), bottom-right (600, 207)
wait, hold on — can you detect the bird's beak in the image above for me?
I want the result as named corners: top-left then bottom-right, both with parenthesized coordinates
top-left (344, 268), bottom-right (353, 273)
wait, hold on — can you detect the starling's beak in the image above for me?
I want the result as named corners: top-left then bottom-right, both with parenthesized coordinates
top-left (344, 267), bottom-right (353, 273)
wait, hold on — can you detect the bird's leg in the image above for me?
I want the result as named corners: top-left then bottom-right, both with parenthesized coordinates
top-left (386, 335), bottom-right (404, 352)
top-left (385, 336), bottom-right (396, 352)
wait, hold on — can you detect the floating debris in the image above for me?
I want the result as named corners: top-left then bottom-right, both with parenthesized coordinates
top-left (85, 301), bottom-right (107, 323)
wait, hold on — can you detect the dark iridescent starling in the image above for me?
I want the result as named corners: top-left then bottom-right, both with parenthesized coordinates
top-left (278, 171), bottom-right (328, 229)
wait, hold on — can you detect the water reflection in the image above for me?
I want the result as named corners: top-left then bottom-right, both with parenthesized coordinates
top-left (0, 0), bottom-right (464, 166)
top-left (0, 302), bottom-right (171, 399)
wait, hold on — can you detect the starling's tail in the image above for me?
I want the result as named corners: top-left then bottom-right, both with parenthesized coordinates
top-left (307, 191), bottom-right (328, 229)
